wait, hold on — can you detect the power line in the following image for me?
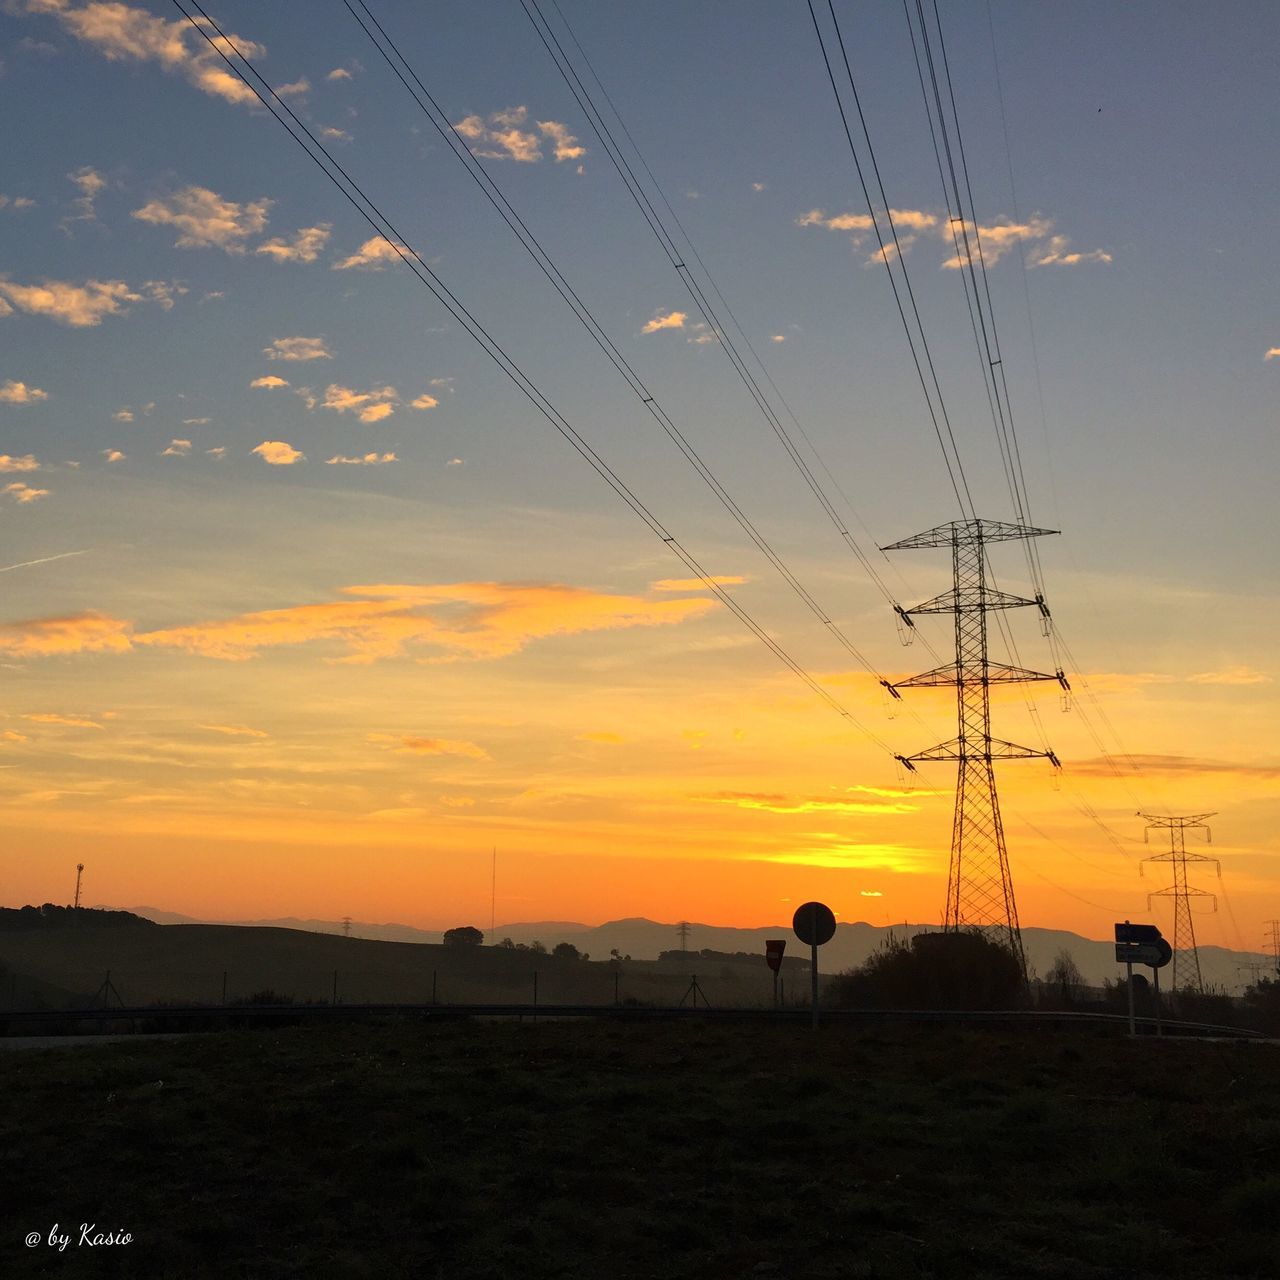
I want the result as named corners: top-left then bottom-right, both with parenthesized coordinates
top-left (343, 0), bottom-right (903, 695)
top-left (168, 0), bottom-right (898, 757)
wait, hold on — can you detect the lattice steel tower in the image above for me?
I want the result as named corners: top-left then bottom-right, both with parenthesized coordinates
top-left (1141, 812), bottom-right (1218, 993)
top-left (884, 519), bottom-right (1066, 971)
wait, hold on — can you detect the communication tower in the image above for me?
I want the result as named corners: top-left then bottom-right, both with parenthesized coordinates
top-left (73, 863), bottom-right (84, 910)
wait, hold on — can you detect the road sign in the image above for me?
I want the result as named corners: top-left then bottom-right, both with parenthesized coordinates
top-left (1150, 937), bottom-right (1172, 969)
top-left (1117, 943), bottom-right (1166, 966)
top-left (792, 902), bottom-right (836, 947)
top-left (764, 939), bottom-right (786, 973)
top-left (1115, 922), bottom-right (1161, 944)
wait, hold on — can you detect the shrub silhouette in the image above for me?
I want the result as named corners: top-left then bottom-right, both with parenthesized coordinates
top-left (832, 930), bottom-right (1024, 1010)
top-left (443, 926), bottom-right (484, 947)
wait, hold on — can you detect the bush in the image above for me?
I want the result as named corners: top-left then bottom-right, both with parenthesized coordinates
top-left (443, 926), bottom-right (484, 947)
top-left (831, 930), bottom-right (1025, 1010)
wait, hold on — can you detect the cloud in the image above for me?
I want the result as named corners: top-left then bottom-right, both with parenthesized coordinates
top-left (1027, 235), bottom-right (1113, 268)
top-left (22, 0), bottom-right (267, 108)
top-left (4, 482), bottom-right (49, 503)
top-left (320, 126), bottom-right (351, 143)
top-left (410, 393), bottom-right (439, 410)
top-left (276, 78), bottom-right (309, 98)
top-left (327, 67), bottom-right (352, 81)
top-left (198, 723), bottom-right (268, 738)
top-left (111, 409), bottom-right (135, 424)
top-left (252, 440), bottom-right (304, 466)
top-left (332, 236), bottom-right (404, 271)
top-left (250, 375), bottom-right (289, 389)
top-left (455, 106), bottom-right (541, 162)
top-left (326, 452), bottom-right (397, 466)
top-left (322, 383), bottom-right (397, 422)
top-left (0, 610), bottom-right (133, 657)
top-left (650, 576), bottom-right (748, 592)
top-left (860, 890), bottom-right (883, 897)
top-left (0, 455), bottom-right (42, 472)
top-left (0, 195), bottom-right (37, 212)
top-left (1070, 753), bottom-right (1280, 781)
top-left (62, 165), bottom-right (106, 228)
top-left (770, 334), bottom-right (785, 343)
top-left (161, 439), bottom-right (191, 457)
top-left (0, 276), bottom-right (172, 327)
top-left (1186, 666), bottom-right (1272, 686)
top-left (1265, 348), bottom-right (1280, 361)
top-left (101, 448), bottom-right (125, 463)
top-left (446, 458), bottom-right (464, 467)
top-left (752, 182), bottom-right (767, 192)
top-left (578, 731), bottom-right (624, 745)
top-left (369, 733), bottom-right (491, 761)
top-left (255, 224), bottom-right (331, 264)
top-left (131, 185), bottom-right (271, 251)
top-left (183, 417), bottom-right (211, 425)
top-left (537, 119), bottom-right (584, 162)
top-left (132, 580), bottom-right (719, 664)
top-left (23, 712), bottom-right (102, 729)
top-left (206, 446), bottom-right (226, 459)
top-left (695, 790), bottom-right (917, 816)
top-left (686, 322), bottom-right (716, 345)
top-left (263, 336), bottom-right (331, 361)
top-left (641, 310), bottom-right (686, 334)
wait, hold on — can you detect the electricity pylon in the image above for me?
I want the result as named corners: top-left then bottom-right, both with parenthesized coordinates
top-left (884, 518), bottom-right (1065, 973)
top-left (1140, 812), bottom-right (1218, 993)
top-left (1267, 919), bottom-right (1280, 978)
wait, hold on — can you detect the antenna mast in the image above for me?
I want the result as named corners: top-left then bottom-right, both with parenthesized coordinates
top-left (74, 863), bottom-right (85, 910)
top-left (884, 518), bottom-right (1065, 973)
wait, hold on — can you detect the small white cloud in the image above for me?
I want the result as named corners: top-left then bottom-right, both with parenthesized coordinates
top-left (206, 446), bottom-right (227, 460)
top-left (446, 457), bottom-right (464, 466)
top-left (112, 409), bottom-right (134, 422)
top-left (752, 181), bottom-right (767, 192)
top-left (322, 384), bottom-right (398, 423)
top-left (326, 452), bottom-right (398, 466)
top-left (686, 322), bottom-right (716, 346)
top-left (3, 481), bottom-right (49, 504)
top-left (327, 67), bottom-right (353, 81)
top-left (1265, 347), bottom-right (1280, 361)
top-left (0, 454), bottom-right (41, 472)
top-left (454, 106), bottom-right (543, 162)
top-left (859, 890), bottom-right (883, 897)
top-left (276, 78), bottom-right (310, 98)
top-left (182, 417), bottom-right (211, 425)
top-left (255, 224), bottom-right (331, 264)
top-left (0, 277), bottom-right (171, 328)
top-left (537, 119), bottom-right (585, 162)
top-left (770, 334), bottom-right (786, 344)
top-left (161, 439), bottom-right (191, 457)
top-left (131, 185), bottom-right (272, 252)
top-left (332, 236), bottom-right (404, 271)
top-left (252, 440), bottom-right (305, 466)
top-left (410, 393), bottom-right (439, 410)
top-left (264, 336), bottom-right (332, 362)
top-left (0, 379), bottom-right (48, 404)
top-left (641, 310), bottom-right (686, 334)
top-left (320, 126), bottom-right (352, 143)
top-left (250, 375), bottom-right (289, 389)
top-left (102, 448), bottom-right (125, 463)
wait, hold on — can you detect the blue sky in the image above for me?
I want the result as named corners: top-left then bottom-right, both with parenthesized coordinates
top-left (0, 1), bottom-right (1276, 951)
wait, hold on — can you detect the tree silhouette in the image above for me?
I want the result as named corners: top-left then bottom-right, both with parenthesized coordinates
top-left (443, 926), bottom-right (484, 947)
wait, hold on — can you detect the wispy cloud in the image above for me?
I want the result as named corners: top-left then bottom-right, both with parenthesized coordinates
top-left (322, 384), bottom-right (397, 423)
top-left (132, 185), bottom-right (271, 251)
top-left (1070, 753), bottom-right (1280, 780)
top-left (255, 224), bottom-right (331, 264)
top-left (327, 67), bottom-right (352, 81)
top-left (251, 440), bottom-right (304, 466)
top-left (651, 576), bottom-right (748, 592)
top-left (1186, 666), bottom-right (1272, 686)
top-left (332, 236), bottom-right (403, 271)
top-left (102, 448), bottom-right (125, 463)
top-left (695, 790), bottom-right (917, 816)
top-left (1265, 347), bottom-right (1280, 361)
top-left (250, 375), bottom-right (289, 389)
top-left (0, 380), bottom-right (49, 405)
top-left (369, 733), bottom-right (491, 761)
top-left (263, 336), bottom-right (331, 362)
top-left (161, 439), bottom-right (191, 457)
top-left (21, 0), bottom-right (267, 108)
top-left (326, 452), bottom-right (397, 466)
top-left (23, 712), bottom-right (103, 730)
top-left (61, 165), bottom-right (106, 230)
top-left (641, 309), bottom-right (686, 334)
top-left (0, 276), bottom-right (175, 327)
top-left (537, 118), bottom-right (584, 162)
top-left (0, 611), bottom-right (131, 656)
top-left (198, 723), bottom-right (268, 739)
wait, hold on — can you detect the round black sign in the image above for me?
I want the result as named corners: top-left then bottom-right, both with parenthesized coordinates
top-left (792, 901), bottom-right (836, 947)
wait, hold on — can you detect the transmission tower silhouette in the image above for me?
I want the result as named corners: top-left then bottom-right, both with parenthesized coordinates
top-left (73, 863), bottom-right (84, 910)
top-left (677, 921), bottom-right (691, 953)
top-left (885, 519), bottom-right (1065, 971)
top-left (1141, 812), bottom-right (1218, 993)
top-left (1264, 919), bottom-right (1280, 978)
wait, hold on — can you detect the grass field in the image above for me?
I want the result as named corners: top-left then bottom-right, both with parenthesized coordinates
top-left (1, 1017), bottom-right (1275, 1279)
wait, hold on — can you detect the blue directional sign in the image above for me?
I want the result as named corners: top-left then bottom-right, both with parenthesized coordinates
top-left (1115, 922), bottom-right (1161, 945)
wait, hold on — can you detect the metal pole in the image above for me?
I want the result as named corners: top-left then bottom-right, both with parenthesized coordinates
top-left (614, 971), bottom-right (619, 1005)
top-left (1126, 959), bottom-right (1135, 1035)
top-left (811, 941), bottom-right (819, 1029)
top-left (432, 970), bottom-right (436, 1005)
top-left (221, 970), bottom-right (227, 1005)
top-left (773, 969), bottom-right (779, 1010)
top-left (1153, 965), bottom-right (1162, 1037)
top-left (533, 970), bottom-right (538, 1021)
top-left (332, 970), bottom-right (338, 1006)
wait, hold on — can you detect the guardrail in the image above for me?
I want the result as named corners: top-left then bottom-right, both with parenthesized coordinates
top-left (0, 1002), bottom-right (1266, 1038)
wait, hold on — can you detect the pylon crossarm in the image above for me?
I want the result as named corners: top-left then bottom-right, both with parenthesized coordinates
top-left (880, 518), bottom-right (1059, 551)
top-left (898, 736), bottom-right (1057, 764)
top-left (901, 586), bottom-right (1040, 615)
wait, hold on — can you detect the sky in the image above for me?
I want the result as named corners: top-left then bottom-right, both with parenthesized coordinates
top-left (0, 0), bottom-right (1277, 952)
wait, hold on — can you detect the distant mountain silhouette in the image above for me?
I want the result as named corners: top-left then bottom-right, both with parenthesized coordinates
top-left (111, 907), bottom-right (1270, 992)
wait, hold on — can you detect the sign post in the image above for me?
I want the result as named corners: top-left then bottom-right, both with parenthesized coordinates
top-left (792, 902), bottom-right (837, 1029)
top-left (764, 939), bottom-right (786, 1009)
top-left (1114, 922), bottom-right (1172, 1036)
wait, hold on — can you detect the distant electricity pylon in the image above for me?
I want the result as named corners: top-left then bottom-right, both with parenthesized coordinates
top-left (73, 863), bottom-right (84, 910)
top-left (885, 519), bottom-right (1065, 974)
top-left (341, 916), bottom-right (352, 938)
top-left (1265, 919), bottom-right (1280, 978)
top-left (1141, 812), bottom-right (1218, 993)
top-left (677, 921), bottom-right (691, 953)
